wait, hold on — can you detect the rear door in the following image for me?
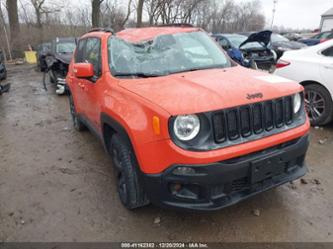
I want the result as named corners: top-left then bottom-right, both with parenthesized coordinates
top-left (319, 45), bottom-right (333, 95)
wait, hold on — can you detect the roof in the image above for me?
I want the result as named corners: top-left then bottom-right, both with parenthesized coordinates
top-left (322, 7), bottom-right (333, 16)
top-left (116, 27), bottom-right (201, 43)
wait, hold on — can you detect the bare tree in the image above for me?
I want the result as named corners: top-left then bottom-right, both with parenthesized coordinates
top-left (101, 0), bottom-right (134, 31)
top-left (30, 0), bottom-right (62, 28)
top-left (92, 0), bottom-right (104, 27)
top-left (6, 0), bottom-right (20, 53)
top-left (0, 0), bottom-right (12, 60)
top-left (136, 0), bottom-right (144, 27)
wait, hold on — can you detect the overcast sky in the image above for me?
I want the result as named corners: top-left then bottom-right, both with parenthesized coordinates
top-left (246, 0), bottom-right (333, 30)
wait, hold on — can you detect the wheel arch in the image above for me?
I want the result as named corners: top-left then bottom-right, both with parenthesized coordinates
top-left (100, 113), bottom-right (134, 155)
top-left (299, 80), bottom-right (333, 100)
top-left (300, 80), bottom-right (327, 90)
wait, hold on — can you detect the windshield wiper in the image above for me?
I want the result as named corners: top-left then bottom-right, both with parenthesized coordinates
top-left (170, 64), bottom-right (227, 75)
top-left (114, 72), bottom-right (166, 78)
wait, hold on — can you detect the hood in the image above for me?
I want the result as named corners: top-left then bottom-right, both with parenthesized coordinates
top-left (272, 40), bottom-right (307, 49)
top-left (55, 53), bottom-right (72, 65)
top-left (119, 67), bottom-right (303, 115)
top-left (239, 30), bottom-right (272, 48)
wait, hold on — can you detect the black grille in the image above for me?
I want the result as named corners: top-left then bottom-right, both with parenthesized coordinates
top-left (213, 96), bottom-right (294, 144)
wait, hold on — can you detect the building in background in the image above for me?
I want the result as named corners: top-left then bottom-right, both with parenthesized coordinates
top-left (321, 7), bottom-right (333, 32)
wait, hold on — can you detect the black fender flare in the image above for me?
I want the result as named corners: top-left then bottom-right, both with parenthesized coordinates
top-left (100, 113), bottom-right (134, 153)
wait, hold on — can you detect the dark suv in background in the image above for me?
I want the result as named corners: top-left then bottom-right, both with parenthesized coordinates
top-left (45, 37), bottom-right (77, 94)
top-left (0, 49), bottom-right (7, 81)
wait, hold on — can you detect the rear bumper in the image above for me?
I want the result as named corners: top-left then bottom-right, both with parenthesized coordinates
top-left (141, 135), bottom-right (309, 211)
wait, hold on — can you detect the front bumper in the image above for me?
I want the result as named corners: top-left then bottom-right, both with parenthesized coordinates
top-left (254, 58), bottom-right (276, 71)
top-left (141, 135), bottom-right (309, 211)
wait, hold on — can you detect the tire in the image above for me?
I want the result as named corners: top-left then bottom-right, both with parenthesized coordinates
top-left (49, 71), bottom-right (56, 84)
top-left (68, 94), bottom-right (86, 131)
top-left (110, 134), bottom-right (149, 209)
top-left (304, 84), bottom-right (333, 126)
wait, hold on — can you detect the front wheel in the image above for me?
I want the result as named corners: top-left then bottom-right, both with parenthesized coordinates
top-left (110, 134), bottom-right (149, 209)
top-left (304, 84), bottom-right (333, 126)
top-left (68, 94), bottom-right (86, 131)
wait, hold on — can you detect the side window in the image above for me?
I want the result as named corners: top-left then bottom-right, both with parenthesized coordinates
top-left (75, 39), bottom-right (86, 63)
top-left (322, 46), bottom-right (333, 57)
top-left (219, 38), bottom-right (230, 50)
top-left (85, 38), bottom-right (102, 77)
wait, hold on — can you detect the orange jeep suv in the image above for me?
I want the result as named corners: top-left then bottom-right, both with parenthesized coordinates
top-left (67, 27), bottom-right (310, 211)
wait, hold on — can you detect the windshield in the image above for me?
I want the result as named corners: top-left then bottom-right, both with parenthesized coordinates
top-left (271, 34), bottom-right (289, 43)
top-left (227, 35), bottom-right (263, 49)
top-left (56, 42), bottom-right (76, 53)
top-left (108, 31), bottom-right (231, 77)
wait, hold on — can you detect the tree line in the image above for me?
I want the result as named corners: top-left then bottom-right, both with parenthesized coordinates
top-left (0, 0), bottom-right (265, 59)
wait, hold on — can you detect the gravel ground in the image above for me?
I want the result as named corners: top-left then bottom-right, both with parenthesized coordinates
top-left (0, 64), bottom-right (333, 242)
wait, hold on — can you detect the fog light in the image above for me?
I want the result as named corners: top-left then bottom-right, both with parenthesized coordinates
top-left (170, 183), bottom-right (183, 195)
top-left (172, 167), bottom-right (196, 176)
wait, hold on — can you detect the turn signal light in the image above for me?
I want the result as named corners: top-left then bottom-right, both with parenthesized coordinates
top-left (153, 116), bottom-right (160, 135)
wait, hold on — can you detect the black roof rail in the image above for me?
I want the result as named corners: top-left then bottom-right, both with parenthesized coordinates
top-left (88, 27), bottom-right (115, 34)
top-left (155, 23), bottom-right (194, 28)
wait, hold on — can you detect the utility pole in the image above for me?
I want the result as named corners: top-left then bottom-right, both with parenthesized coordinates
top-left (271, 0), bottom-right (278, 29)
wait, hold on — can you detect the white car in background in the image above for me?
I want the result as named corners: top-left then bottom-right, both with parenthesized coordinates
top-left (275, 40), bottom-right (333, 126)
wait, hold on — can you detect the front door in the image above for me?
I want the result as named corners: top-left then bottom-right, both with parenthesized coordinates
top-left (81, 37), bottom-right (103, 131)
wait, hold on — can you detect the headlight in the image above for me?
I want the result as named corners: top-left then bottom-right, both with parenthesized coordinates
top-left (293, 93), bottom-right (302, 114)
top-left (173, 115), bottom-right (200, 141)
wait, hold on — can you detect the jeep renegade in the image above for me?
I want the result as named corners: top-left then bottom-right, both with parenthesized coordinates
top-left (67, 27), bottom-right (310, 211)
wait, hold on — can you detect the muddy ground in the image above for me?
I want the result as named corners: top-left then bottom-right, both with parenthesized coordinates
top-left (0, 64), bottom-right (333, 242)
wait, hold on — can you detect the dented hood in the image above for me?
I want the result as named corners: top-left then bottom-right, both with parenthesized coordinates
top-left (55, 53), bottom-right (72, 65)
top-left (239, 30), bottom-right (272, 48)
top-left (118, 67), bottom-right (303, 115)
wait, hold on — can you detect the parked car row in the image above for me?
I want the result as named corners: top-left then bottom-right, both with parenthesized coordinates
top-left (212, 30), bottom-right (307, 71)
top-left (298, 30), bottom-right (333, 46)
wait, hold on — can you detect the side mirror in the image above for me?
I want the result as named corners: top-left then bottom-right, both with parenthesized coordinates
top-left (73, 63), bottom-right (94, 78)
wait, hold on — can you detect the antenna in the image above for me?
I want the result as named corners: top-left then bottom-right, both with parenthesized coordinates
top-left (271, 0), bottom-right (278, 29)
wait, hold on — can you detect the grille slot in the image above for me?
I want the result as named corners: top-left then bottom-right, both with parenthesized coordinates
top-left (275, 99), bottom-right (284, 127)
top-left (253, 103), bottom-right (263, 134)
top-left (285, 96), bottom-right (293, 124)
top-left (240, 107), bottom-right (251, 137)
top-left (264, 101), bottom-right (274, 131)
top-left (226, 109), bottom-right (240, 140)
top-left (213, 96), bottom-right (295, 144)
top-left (212, 112), bottom-right (226, 143)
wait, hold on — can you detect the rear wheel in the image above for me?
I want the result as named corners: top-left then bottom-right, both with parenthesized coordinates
top-left (110, 134), bottom-right (149, 209)
top-left (68, 94), bottom-right (86, 131)
top-left (304, 84), bottom-right (333, 126)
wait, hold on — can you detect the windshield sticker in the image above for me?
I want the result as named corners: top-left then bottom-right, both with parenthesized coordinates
top-left (255, 75), bottom-right (293, 83)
